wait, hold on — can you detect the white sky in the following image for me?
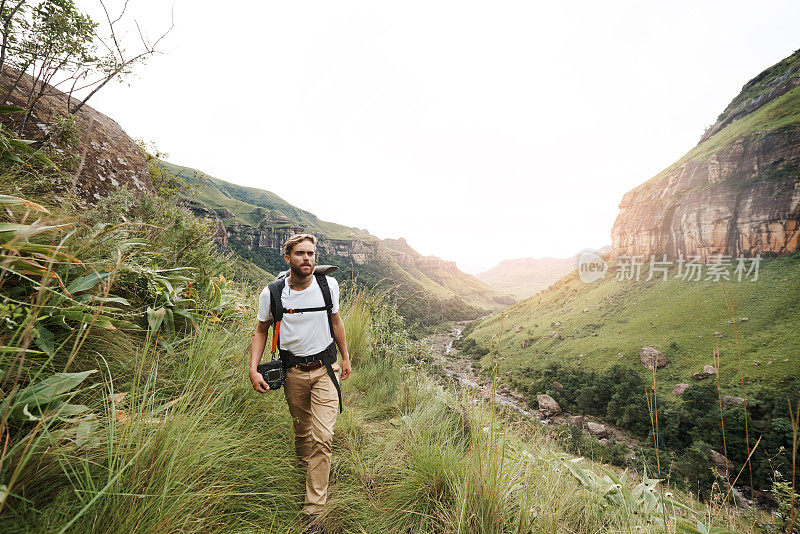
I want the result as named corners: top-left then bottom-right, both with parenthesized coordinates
top-left (79, 1), bottom-right (800, 274)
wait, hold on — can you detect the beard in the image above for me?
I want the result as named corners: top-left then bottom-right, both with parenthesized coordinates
top-left (290, 262), bottom-right (313, 278)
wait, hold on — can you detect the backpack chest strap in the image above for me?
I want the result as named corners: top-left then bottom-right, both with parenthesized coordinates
top-left (283, 305), bottom-right (331, 314)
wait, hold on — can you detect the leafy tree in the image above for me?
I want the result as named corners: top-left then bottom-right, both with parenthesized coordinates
top-left (0, 0), bottom-right (172, 131)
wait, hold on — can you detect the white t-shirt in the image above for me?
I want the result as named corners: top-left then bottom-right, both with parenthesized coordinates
top-left (257, 275), bottom-right (340, 357)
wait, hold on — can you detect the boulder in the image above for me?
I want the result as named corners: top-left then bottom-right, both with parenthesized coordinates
top-left (703, 365), bottom-right (717, 376)
top-left (709, 449), bottom-right (735, 478)
top-left (692, 372), bottom-right (707, 380)
top-left (672, 383), bottom-right (690, 396)
top-left (640, 347), bottom-right (667, 370)
top-left (586, 421), bottom-right (609, 438)
top-left (565, 415), bottom-right (584, 428)
top-left (723, 395), bottom-right (745, 409)
top-left (537, 394), bottom-right (561, 417)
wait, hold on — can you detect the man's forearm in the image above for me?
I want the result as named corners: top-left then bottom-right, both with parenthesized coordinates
top-left (332, 316), bottom-right (349, 360)
top-left (250, 324), bottom-right (269, 372)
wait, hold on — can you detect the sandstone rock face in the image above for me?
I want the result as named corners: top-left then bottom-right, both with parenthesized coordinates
top-left (612, 127), bottom-right (800, 261)
top-left (0, 68), bottom-right (152, 201)
top-left (672, 383), bottom-right (690, 396)
top-left (587, 421), bottom-right (609, 438)
top-left (537, 394), bottom-right (561, 417)
top-left (222, 220), bottom-right (381, 264)
top-left (611, 50), bottom-right (800, 262)
top-left (212, 219), bottom-right (228, 247)
top-left (640, 347), bottom-right (667, 370)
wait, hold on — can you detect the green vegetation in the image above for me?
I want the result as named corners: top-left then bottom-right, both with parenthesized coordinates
top-left (159, 160), bottom-right (364, 241)
top-left (464, 256), bottom-right (800, 495)
top-left (0, 125), bottom-right (767, 532)
top-left (0, 190), bottom-right (761, 530)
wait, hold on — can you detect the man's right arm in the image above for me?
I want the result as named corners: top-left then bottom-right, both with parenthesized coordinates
top-left (249, 319), bottom-right (272, 393)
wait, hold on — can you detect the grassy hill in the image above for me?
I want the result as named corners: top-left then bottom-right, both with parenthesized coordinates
top-left (465, 253), bottom-right (800, 392)
top-left (160, 160), bottom-right (364, 240)
top-left (461, 253), bottom-right (800, 493)
top-left (160, 160), bottom-right (512, 326)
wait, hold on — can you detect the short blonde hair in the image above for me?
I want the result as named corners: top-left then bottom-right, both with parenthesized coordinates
top-left (283, 233), bottom-right (317, 256)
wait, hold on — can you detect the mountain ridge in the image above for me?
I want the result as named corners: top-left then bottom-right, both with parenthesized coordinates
top-left (163, 160), bottom-right (515, 325)
top-left (476, 246), bottom-right (611, 299)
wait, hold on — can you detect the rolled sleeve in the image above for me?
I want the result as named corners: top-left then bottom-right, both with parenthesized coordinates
top-left (327, 276), bottom-right (340, 314)
top-left (257, 286), bottom-right (272, 322)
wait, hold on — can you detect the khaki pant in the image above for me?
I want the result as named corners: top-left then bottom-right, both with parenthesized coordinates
top-left (284, 361), bottom-right (340, 515)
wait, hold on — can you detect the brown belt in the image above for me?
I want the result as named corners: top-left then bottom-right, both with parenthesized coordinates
top-left (295, 360), bottom-right (322, 371)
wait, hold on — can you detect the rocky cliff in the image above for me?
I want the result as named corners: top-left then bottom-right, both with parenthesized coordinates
top-left (0, 68), bottom-right (152, 200)
top-left (611, 49), bottom-right (800, 260)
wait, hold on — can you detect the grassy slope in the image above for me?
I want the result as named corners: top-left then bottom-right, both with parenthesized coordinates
top-left (160, 160), bottom-right (362, 240)
top-left (467, 253), bottom-right (800, 397)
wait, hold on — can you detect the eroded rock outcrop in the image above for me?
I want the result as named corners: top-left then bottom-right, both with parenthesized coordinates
top-left (611, 49), bottom-right (800, 261)
top-left (0, 68), bottom-right (152, 200)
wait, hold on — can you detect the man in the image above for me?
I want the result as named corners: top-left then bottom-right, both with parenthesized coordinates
top-left (249, 233), bottom-right (352, 521)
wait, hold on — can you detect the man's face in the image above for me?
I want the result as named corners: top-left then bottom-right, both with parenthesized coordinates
top-left (285, 239), bottom-right (316, 278)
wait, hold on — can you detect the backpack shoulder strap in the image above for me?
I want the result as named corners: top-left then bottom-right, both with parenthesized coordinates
top-left (267, 278), bottom-right (286, 351)
top-left (267, 278), bottom-right (285, 323)
top-left (315, 274), bottom-right (335, 338)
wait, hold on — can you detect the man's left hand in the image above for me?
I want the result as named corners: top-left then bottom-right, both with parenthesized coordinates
top-left (340, 358), bottom-right (351, 380)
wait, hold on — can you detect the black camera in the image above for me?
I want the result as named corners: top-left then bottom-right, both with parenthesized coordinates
top-left (257, 360), bottom-right (286, 390)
